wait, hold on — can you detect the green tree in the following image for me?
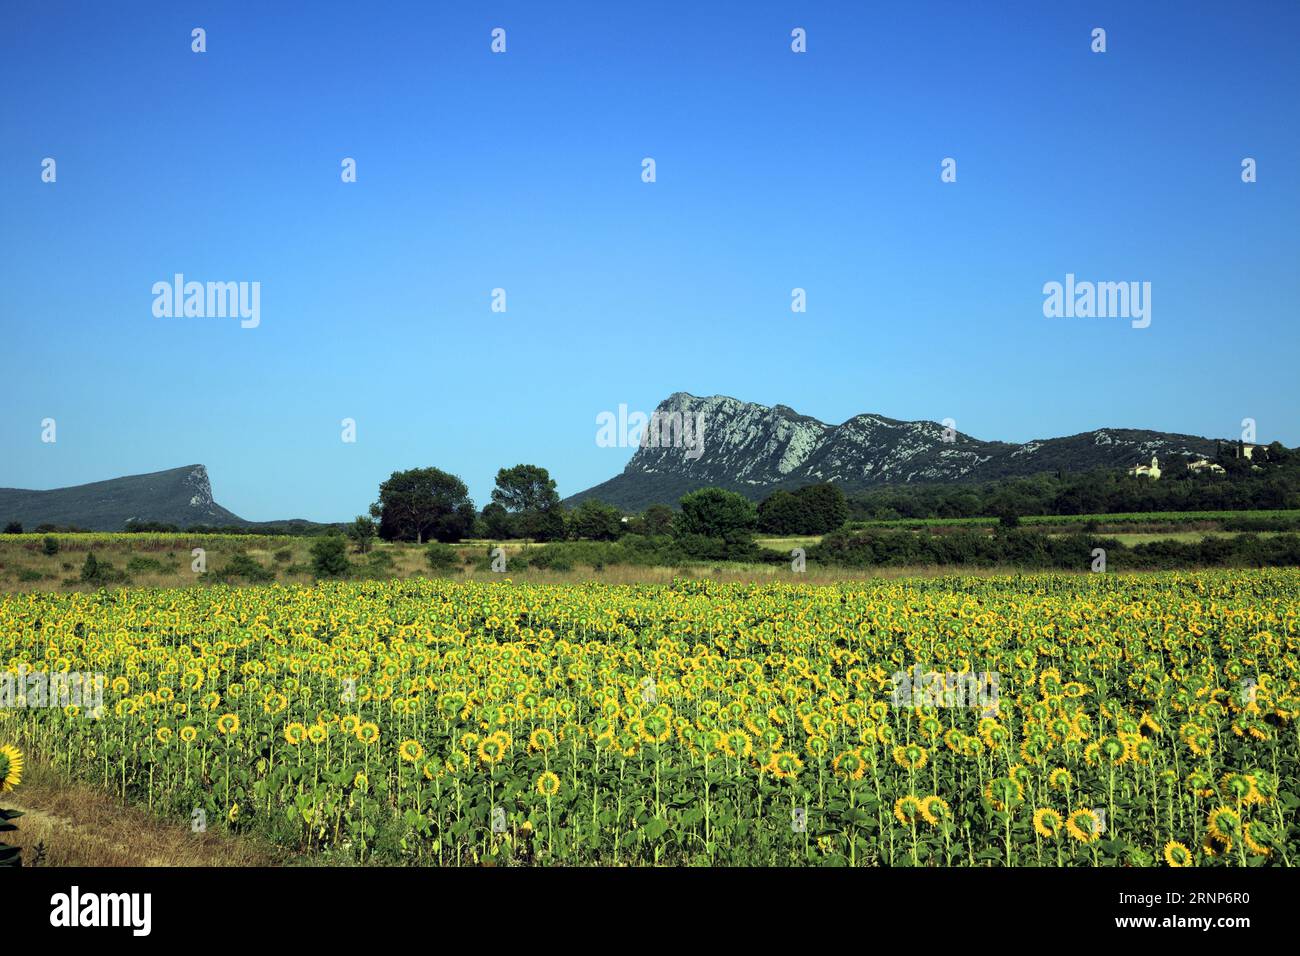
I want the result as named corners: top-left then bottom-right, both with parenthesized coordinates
top-left (480, 502), bottom-right (516, 539)
top-left (3, 522), bottom-right (21, 534)
top-left (491, 464), bottom-right (565, 541)
top-left (675, 488), bottom-right (757, 538)
top-left (347, 515), bottom-right (378, 554)
top-left (310, 536), bottom-right (352, 577)
top-left (795, 483), bottom-right (849, 533)
top-left (569, 500), bottom-right (625, 541)
top-left (370, 467), bottom-right (476, 543)
top-left (757, 490), bottom-right (803, 534)
top-left (641, 503), bottom-right (675, 536)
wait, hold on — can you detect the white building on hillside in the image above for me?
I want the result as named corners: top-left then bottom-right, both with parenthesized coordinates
top-left (1187, 458), bottom-right (1226, 475)
top-left (1129, 455), bottom-right (1161, 479)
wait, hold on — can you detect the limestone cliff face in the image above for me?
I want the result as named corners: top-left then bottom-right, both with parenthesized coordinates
top-left (568, 392), bottom-right (1222, 510)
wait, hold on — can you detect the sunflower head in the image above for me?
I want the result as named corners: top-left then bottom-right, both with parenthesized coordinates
top-left (768, 750), bottom-right (803, 781)
top-left (1207, 806), bottom-right (1242, 844)
top-left (1033, 807), bottom-right (1063, 839)
top-left (984, 776), bottom-right (1024, 813)
top-left (536, 770), bottom-right (560, 797)
top-left (893, 795), bottom-right (923, 826)
top-left (1048, 767), bottom-right (1072, 791)
top-left (920, 795), bottom-right (949, 827)
top-left (399, 739), bottom-right (425, 763)
top-left (0, 743), bottom-right (23, 793)
top-left (1065, 809), bottom-right (1103, 844)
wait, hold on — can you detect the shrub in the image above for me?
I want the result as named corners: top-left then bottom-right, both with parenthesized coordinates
top-left (126, 556), bottom-right (165, 575)
top-left (425, 542), bottom-right (460, 573)
top-left (273, 548), bottom-right (293, 564)
top-left (310, 537), bottom-right (352, 577)
top-left (347, 516), bottom-right (378, 554)
top-left (222, 554), bottom-right (276, 583)
top-left (42, 536), bottom-right (59, 556)
top-left (78, 552), bottom-right (125, 584)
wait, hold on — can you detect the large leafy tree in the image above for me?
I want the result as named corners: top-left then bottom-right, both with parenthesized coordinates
top-left (370, 467), bottom-right (476, 543)
top-left (569, 499), bottom-right (625, 541)
top-left (793, 483), bottom-right (849, 534)
top-left (480, 502), bottom-right (515, 539)
top-left (491, 464), bottom-right (565, 541)
top-left (675, 487), bottom-right (756, 538)
top-left (758, 484), bottom-right (848, 535)
top-left (757, 489), bottom-right (803, 535)
top-left (640, 503), bottom-right (675, 536)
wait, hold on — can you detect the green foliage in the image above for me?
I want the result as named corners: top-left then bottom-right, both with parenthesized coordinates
top-left (480, 502), bottom-right (515, 539)
top-left (370, 467), bottom-right (476, 543)
top-left (310, 536), bottom-right (352, 577)
top-left (363, 549), bottom-right (396, 577)
top-left (491, 464), bottom-right (565, 541)
top-left (809, 528), bottom-right (1300, 571)
top-left (569, 500), bottom-right (625, 541)
top-left (491, 464), bottom-right (561, 514)
top-left (221, 553), bottom-right (276, 583)
top-left (126, 556), bottom-right (166, 574)
top-left (0, 806), bottom-right (22, 867)
top-left (42, 536), bottom-right (59, 556)
top-left (3, 522), bottom-right (21, 534)
top-left (641, 504), bottom-right (675, 535)
top-left (347, 515), bottom-right (378, 554)
top-left (676, 487), bottom-right (757, 539)
top-left (425, 542), bottom-right (460, 573)
top-left (77, 551), bottom-right (125, 584)
top-left (757, 483), bottom-right (849, 535)
top-left (848, 449), bottom-right (1300, 523)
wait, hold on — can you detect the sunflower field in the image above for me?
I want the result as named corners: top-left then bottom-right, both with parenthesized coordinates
top-left (2, 570), bottom-right (1297, 866)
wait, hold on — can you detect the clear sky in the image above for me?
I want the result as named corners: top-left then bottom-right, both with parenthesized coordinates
top-left (2, 1), bottom-right (1297, 521)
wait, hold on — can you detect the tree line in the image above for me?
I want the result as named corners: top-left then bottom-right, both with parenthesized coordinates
top-left (846, 442), bottom-right (1297, 521)
top-left (361, 465), bottom-right (851, 548)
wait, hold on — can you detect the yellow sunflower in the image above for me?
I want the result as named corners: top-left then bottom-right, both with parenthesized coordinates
top-left (399, 739), bottom-right (424, 763)
top-left (1032, 807), bottom-right (1063, 839)
top-left (1163, 840), bottom-right (1193, 867)
top-left (0, 744), bottom-right (23, 793)
top-left (536, 770), bottom-right (560, 797)
top-left (215, 713), bottom-right (240, 735)
top-left (1065, 809), bottom-right (1103, 844)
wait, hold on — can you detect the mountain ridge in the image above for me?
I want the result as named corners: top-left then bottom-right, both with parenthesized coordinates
top-left (0, 465), bottom-right (247, 531)
top-left (567, 392), bottom-right (1232, 510)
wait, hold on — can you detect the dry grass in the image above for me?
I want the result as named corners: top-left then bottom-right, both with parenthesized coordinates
top-left (5, 761), bottom-right (283, 867)
top-left (0, 534), bottom-right (1100, 594)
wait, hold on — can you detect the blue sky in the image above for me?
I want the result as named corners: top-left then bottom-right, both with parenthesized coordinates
top-left (2, 1), bottom-right (1297, 521)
